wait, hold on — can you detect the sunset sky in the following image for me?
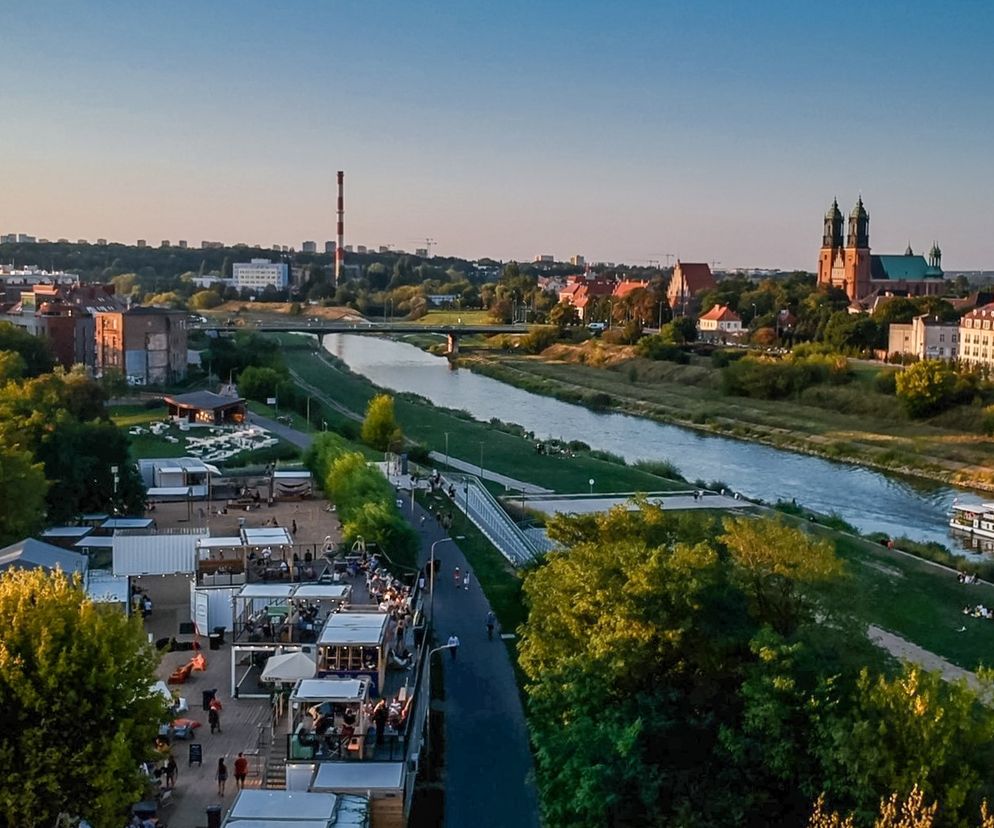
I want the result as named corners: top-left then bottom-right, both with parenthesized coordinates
top-left (3, 1), bottom-right (994, 269)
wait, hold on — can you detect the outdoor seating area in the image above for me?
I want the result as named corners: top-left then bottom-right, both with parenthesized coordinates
top-left (185, 425), bottom-right (279, 463)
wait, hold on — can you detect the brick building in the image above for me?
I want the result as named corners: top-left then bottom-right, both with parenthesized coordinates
top-left (94, 306), bottom-right (187, 385)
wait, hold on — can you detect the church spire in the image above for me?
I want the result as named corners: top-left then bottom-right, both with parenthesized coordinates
top-left (846, 196), bottom-right (869, 248)
top-left (823, 198), bottom-right (843, 248)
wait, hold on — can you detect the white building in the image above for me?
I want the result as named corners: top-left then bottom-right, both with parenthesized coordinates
top-left (232, 259), bottom-right (289, 291)
top-left (697, 304), bottom-right (743, 339)
top-left (888, 314), bottom-right (959, 361)
top-left (570, 254), bottom-right (585, 267)
top-left (958, 304), bottom-right (994, 367)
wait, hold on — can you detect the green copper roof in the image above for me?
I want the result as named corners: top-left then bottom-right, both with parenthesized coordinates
top-left (871, 254), bottom-right (943, 280)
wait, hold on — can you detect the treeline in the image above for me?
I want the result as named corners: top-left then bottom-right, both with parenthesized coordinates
top-left (0, 322), bottom-right (144, 544)
top-left (305, 430), bottom-right (418, 572)
top-left (519, 502), bottom-right (994, 828)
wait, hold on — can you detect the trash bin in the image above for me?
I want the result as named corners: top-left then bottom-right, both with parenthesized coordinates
top-left (202, 688), bottom-right (216, 711)
top-left (209, 633), bottom-right (222, 651)
top-left (207, 804), bottom-right (222, 828)
top-left (212, 626), bottom-right (226, 646)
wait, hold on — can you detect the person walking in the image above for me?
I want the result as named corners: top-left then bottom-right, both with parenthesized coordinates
top-left (216, 758), bottom-right (228, 796)
top-left (453, 567), bottom-right (461, 588)
top-left (164, 754), bottom-right (177, 789)
top-left (486, 611), bottom-right (496, 640)
top-left (233, 752), bottom-right (248, 790)
top-left (447, 633), bottom-right (460, 660)
top-left (208, 697), bottom-right (223, 734)
top-left (463, 570), bottom-right (471, 591)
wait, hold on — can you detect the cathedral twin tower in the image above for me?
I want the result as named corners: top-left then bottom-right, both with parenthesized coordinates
top-left (817, 197), bottom-right (942, 302)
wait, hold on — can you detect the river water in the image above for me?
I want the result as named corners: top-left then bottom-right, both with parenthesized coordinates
top-left (323, 334), bottom-right (983, 549)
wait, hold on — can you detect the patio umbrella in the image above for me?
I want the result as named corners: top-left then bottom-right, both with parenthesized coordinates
top-left (152, 680), bottom-right (173, 703)
top-left (261, 651), bottom-right (317, 682)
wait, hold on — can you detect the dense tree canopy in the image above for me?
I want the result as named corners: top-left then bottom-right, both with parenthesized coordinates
top-left (519, 503), bottom-right (994, 827)
top-left (0, 569), bottom-right (166, 826)
top-left (361, 394), bottom-right (402, 452)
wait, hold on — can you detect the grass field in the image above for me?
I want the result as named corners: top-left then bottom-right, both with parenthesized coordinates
top-left (276, 338), bottom-right (687, 495)
top-left (414, 309), bottom-right (492, 325)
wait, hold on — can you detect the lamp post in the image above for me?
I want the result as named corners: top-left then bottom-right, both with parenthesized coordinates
top-left (110, 465), bottom-right (120, 514)
top-left (588, 478), bottom-right (594, 495)
top-left (424, 642), bottom-right (457, 776)
top-left (478, 442), bottom-right (484, 479)
top-left (428, 537), bottom-right (462, 627)
top-left (444, 432), bottom-right (450, 468)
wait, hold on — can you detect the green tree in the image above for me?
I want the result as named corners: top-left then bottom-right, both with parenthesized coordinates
top-left (238, 365), bottom-right (284, 402)
top-left (361, 394), bottom-right (402, 452)
top-left (0, 569), bottom-right (166, 826)
top-left (895, 360), bottom-right (958, 417)
top-left (0, 350), bottom-right (26, 383)
top-left (0, 445), bottom-right (47, 545)
top-left (0, 322), bottom-right (55, 377)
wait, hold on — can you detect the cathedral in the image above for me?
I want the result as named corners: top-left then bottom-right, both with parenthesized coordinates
top-left (817, 197), bottom-right (944, 302)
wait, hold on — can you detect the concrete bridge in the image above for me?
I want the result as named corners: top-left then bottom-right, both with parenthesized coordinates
top-left (193, 319), bottom-right (531, 355)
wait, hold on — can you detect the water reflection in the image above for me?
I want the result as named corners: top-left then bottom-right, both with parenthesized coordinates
top-left (324, 334), bottom-right (982, 550)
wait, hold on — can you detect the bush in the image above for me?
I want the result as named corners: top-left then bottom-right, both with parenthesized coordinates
top-left (589, 449), bottom-right (625, 465)
top-left (633, 458), bottom-right (685, 481)
top-left (895, 360), bottom-right (958, 418)
top-left (636, 335), bottom-right (690, 364)
top-left (521, 326), bottom-right (560, 354)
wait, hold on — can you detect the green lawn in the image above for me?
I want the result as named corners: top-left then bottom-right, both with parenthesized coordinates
top-left (414, 309), bottom-right (492, 325)
top-left (277, 339), bottom-right (686, 495)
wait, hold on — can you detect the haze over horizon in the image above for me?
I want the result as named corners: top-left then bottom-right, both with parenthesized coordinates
top-left (3, 1), bottom-right (994, 271)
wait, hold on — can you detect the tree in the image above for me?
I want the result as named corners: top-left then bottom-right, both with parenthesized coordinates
top-left (0, 445), bottom-right (47, 546)
top-left (0, 322), bottom-right (55, 377)
top-left (895, 360), bottom-right (957, 418)
top-left (0, 569), bottom-right (166, 826)
top-left (361, 394), bottom-right (402, 452)
top-left (548, 302), bottom-right (580, 328)
top-left (238, 365), bottom-right (284, 402)
top-left (720, 516), bottom-right (844, 635)
top-left (188, 289), bottom-right (223, 310)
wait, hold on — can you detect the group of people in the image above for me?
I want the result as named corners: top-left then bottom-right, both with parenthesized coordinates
top-left (214, 752), bottom-right (249, 796)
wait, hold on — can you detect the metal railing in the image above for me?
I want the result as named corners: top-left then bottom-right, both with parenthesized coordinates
top-left (446, 473), bottom-right (542, 565)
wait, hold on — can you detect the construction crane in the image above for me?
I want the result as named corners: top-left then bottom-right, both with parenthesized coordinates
top-left (422, 237), bottom-right (436, 257)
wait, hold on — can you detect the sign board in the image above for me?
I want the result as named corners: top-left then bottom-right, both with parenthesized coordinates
top-left (266, 397), bottom-right (277, 406)
top-left (193, 591), bottom-right (209, 637)
top-left (188, 743), bottom-right (203, 766)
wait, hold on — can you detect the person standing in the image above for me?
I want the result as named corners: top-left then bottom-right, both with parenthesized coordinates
top-left (485, 611), bottom-right (496, 640)
top-left (216, 758), bottom-right (228, 796)
top-left (372, 699), bottom-right (388, 745)
top-left (233, 752), bottom-right (248, 790)
top-left (453, 567), bottom-right (461, 588)
top-left (447, 633), bottom-right (460, 660)
top-left (463, 570), bottom-right (471, 591)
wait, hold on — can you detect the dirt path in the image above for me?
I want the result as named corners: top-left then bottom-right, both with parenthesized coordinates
top-left (868, 625), bottom-right (980, 689)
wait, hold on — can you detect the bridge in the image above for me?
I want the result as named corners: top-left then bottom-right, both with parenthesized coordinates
top-left (193, 319), bottom-right (532, 354)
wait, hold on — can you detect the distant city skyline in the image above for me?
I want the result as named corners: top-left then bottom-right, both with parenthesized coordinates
top-left (3, 2), bottom-right (994, 270)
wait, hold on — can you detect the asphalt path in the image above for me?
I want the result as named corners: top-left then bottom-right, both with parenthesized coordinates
top-left (399, 493), bottom-right (541, 828)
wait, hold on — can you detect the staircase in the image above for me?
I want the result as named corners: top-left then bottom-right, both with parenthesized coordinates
top-left (263, 735), bottom-right (287, 790)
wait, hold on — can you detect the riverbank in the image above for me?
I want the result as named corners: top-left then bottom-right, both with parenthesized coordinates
top-left (459, 345), bottom-right (994, 493)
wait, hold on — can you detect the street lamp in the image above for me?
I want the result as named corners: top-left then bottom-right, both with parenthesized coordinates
top-left (478, 442), bottom-right (484, 479)
top-left (424, 642), bottom-right (458, 776)
top-left (444, 432), bottom-right (450, 468)
top-left (428, 537), bottom-right (463, 626)
top-left (110, 465), bottom-right (120, 514)
top-left (588, 478), bottom-right (594, 495)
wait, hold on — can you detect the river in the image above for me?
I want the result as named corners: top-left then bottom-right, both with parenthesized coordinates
top-left (322, 334), bottom-right (983, 550)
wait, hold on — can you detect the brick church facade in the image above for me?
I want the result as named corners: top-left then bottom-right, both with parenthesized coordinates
top-left (817, 197), bottom-right (944, 302)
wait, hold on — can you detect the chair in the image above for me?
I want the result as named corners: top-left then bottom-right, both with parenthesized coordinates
top-left (168, 663), bottom-right (193, 684)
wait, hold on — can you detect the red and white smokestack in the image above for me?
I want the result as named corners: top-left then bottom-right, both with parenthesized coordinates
top-left (335, 170), bottom-right (345, 283)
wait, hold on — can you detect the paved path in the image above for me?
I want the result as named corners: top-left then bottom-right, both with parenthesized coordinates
top-left (247, 412), bottom-right (315, 450)
top-left (429, 452), bottom-right (553, 494)
top-left (399, 492), bottom-right (541, 828)
top-left (522, 491), bottom-right (749, 516)
top-left (868, 625), bottom-right (980, 690)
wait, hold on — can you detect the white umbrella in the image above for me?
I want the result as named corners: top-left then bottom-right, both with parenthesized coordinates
top-left (261, 651), bottom-right (317, 682)
top-left (152, 680), bottom-right (173, 703)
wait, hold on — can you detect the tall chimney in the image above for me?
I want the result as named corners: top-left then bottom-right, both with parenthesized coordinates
top-left (335, 170), bottom-right (345, 284)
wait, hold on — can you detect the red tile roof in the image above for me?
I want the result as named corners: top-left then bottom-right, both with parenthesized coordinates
top-left (612, 280), bottom-right (649, 299)
top-left (673, 262), bottom-right (715, 294)
top-left (699, 304), bottom-right (740, 322)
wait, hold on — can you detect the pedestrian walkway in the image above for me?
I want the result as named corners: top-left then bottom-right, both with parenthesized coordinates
top-left (400, 496), bottom-right (541, 828)
top-left (520, 490), bottom-right (749, 516)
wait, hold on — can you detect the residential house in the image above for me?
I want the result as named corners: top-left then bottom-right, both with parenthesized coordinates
top-left (888, 314), bottom-right (959, 361)
top-left (698, 304), bottom-right (743, 340)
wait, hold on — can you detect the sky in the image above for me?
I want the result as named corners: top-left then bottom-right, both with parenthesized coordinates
top-left (3, 1), bottom-right (994, 270)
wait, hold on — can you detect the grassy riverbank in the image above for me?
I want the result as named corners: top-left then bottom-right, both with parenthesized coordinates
top-left (461, 345), bottom-right (994, 491)
top-left (272, 335), bottom-right (686, 495)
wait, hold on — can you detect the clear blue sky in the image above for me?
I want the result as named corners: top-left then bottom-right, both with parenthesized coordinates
top-left (3, 1), bottom-right (993, 269)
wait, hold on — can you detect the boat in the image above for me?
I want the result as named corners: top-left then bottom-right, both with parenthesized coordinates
top-left (950, 501), bottom-right (994, 541)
